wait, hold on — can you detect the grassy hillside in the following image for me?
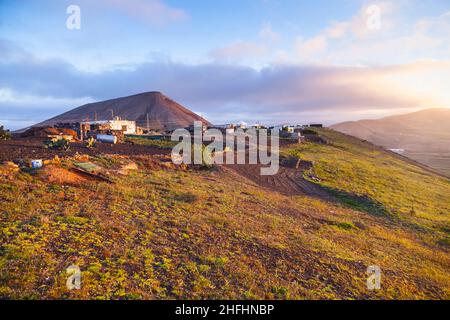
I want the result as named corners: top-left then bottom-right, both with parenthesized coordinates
top-left (0, 129), bottom-right (449, 299)
top-left (285, 129), bottom-right (450, 231)
top-left (331, 108), bottom-right (450, 176)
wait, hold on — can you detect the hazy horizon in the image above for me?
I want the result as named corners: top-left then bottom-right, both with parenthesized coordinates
top-left (3, 99), bottom-right (447, 131)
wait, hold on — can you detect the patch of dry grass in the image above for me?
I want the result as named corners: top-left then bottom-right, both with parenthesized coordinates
top-left (1, 137), bottom-right (449, 300)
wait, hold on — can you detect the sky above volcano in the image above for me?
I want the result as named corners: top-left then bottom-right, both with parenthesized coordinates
top-left (1, 0), bottom-right (450, 129)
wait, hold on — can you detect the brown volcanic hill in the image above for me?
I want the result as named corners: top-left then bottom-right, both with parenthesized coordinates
top-left (36, 92), bottom-right (211, 131)
top-left (331, 108), bottom-right (450, 176)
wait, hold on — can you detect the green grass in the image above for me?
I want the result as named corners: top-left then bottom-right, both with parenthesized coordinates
top-left (0, 131), bottom-right (449, 300)
top-left (284, 129), bottom-right (450, 231)
top-left (126, 137), bottom-right (178, 149)
top-left (335, 222), bottom-right (356, 231)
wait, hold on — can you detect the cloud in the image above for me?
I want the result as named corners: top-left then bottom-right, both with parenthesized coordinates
top-left (294, 36), bottom-right (327, 62)
top-left (415, 10), bottom-right (450, 35)
top-left (0, 38), bottom-right (33, 63)
top-left (325, 21), bottom-right (349, 39)
top-left (99, 0), bottom-right (188, 26)
top-left (345, 2), bottom-right (397, 39)
top-left (259, 23), bottom-right (281, 43)
top-left (207, 2), bottom-right (449, 67)
top-left (210, 42), bottom-right (268, 62)
top-left (0, 88), bottom-right (92, 106)
top-left (210, 23), bottom-right (280, 63)
top-left (2, 38), bottom-right (449, 129)
top-left (0, 88), bottom-right (94, 129)
top-left (267, 2), bottom-right (449, 67)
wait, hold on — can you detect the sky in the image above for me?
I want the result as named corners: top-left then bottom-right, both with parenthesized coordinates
top-left (0, 0), bottom-right (449, 129)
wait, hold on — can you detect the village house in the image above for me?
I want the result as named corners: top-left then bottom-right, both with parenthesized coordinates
top-left (80, 117), bottom-right (137, 135)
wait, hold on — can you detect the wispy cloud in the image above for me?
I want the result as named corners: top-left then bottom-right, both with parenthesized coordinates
top-left (210, 23), bottom-right (280, 63)
top-left (99, 0), bottom-right (188, 26)
top-left (1, 39), bottom-right (449, 129)
top-left (294, 35), bottom-right (327, 62)
top-left (1, 2), bottom-right (449, 129)
top-left (259, 23), bottom-right (281, 43)
top-left (210, 42), bottom-right (268, 62)
top-left (281, 2), bottom-right (450, 65)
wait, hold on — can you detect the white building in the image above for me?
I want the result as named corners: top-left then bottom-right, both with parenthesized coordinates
top-left (272, 124), bottom-right (294, 133)
top-left (81, 117), bottom-right (137, 134)
top-left (237, 121), bottom-right (248, 129)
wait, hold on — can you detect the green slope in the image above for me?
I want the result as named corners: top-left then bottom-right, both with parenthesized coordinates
top-left (0, 130), bottom-right (449, 299)
top-left (285, 129), bottom-right (450, 230)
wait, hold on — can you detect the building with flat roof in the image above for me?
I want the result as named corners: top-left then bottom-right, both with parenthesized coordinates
top-left (80, 117), bottom-right (137, 135)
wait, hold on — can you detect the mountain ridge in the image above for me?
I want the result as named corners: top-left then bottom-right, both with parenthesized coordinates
top-left (35, 91), bottom-right (211, 131)
top-left (331, 108), bottom-right (450, 176)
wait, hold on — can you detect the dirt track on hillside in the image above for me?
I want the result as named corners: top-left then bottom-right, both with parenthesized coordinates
top-left (223, 163), bottom-right (331, 199)
top-left (1, 137), bottom-right (332, 199)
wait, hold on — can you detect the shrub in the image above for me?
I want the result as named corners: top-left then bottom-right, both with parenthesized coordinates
top-left (174, 192), bottom-right (198, 203)
top-left (271, 285), bottom-right (290, 299)
top-left (437, 237), bottom-right (449, 248)
top-left (301, 129), bottom-right (318, 135)
top-left (336, 222), bottom-right (356, 230)
top-left (0, 125), bottom-right (11, 140)
top-left (192, 144), bottom-right (215, 169)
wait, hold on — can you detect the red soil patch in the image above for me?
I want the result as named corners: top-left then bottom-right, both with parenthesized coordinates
top-left (40, 165), bottom-right (94, 186)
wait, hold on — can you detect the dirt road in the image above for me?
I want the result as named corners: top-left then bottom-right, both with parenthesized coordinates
top-left (223, 162), bottom-right (331, 199)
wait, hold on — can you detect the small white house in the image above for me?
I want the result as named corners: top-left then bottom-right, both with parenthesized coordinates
top-left (81, 117), bottom-right (137, 134)
top-left (211, 124), bottom-right (236, 134)
top-left (108, 118), bottom-right (137, 134)
top-left (237, 121), bottom-right (248, 129)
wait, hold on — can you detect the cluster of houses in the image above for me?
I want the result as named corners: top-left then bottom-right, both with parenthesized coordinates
top-left (50, 117), bottom-right (140, 142)
top-left (185, 122), bottom-right (323, 144)
top-left (42, 116), bottom-right (323, 145)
